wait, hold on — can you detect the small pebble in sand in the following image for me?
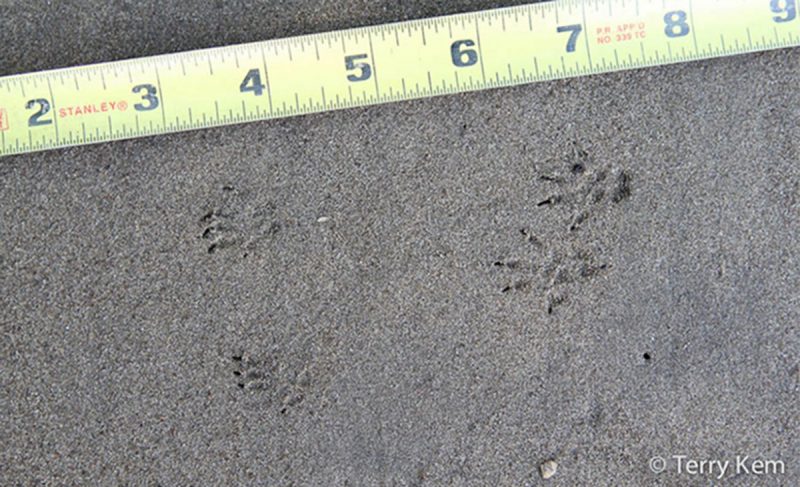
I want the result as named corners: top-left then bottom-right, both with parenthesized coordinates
top-left (317, 216), bottom-right (330, 223)
top-left (540, 459), bottom-right (558, 480)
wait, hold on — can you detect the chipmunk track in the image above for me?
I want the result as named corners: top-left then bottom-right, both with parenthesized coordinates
top-left (495, 141), bottom-right (630, 313)
top-left (200, 185), bottom-right (281, 254)
top-left (231, 351), bottom-right (310, 415)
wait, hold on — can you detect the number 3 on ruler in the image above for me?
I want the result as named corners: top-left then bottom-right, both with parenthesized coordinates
top-left (771, 0), bottom-right (797, 21)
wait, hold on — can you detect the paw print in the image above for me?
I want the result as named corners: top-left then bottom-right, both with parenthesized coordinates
top-left (231, 353), bottom-right (276, 391)
top-left (231, 352), bottom-right (310, 415)
top-left (536, 140), bottom-right (631, 233)
top-left (493, 140), bottom-right (627, 313)
top-left (200, 185), bottom-right (281, 254)
top-left (201, 208), bottom-right (238, 254)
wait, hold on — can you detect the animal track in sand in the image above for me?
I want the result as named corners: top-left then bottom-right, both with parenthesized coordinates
top-left (231, 351), bottom-right (310, 415)
top-left (200, 184), bottom-right (281, 255)
top-left (495, 140), bottom-right (631, 313)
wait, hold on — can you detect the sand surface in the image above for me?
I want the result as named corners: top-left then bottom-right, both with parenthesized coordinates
top-left (1, 1), bottom-right (798, 485)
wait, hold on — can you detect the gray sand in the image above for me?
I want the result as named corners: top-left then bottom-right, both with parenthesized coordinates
top-left (1, 1), bottom-right (798, 485)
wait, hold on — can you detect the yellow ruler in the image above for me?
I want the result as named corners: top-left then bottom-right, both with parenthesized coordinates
top-left (0, 0), bottom-right (797, 157)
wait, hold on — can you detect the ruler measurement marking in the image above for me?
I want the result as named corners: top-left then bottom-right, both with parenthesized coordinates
top-left (45, 77), bottom-right (60, 143)
top-left (580, 0), bottom-right (594, 69)
top-left (687, 0), bottom-right (700, 55)
top-left (474, 18), bottom-right (488, 84)
top-left (259, 46), bottom-right (274, 114)
top-left (153, 63), bottom-right (168, 129)
top-left (367, 31), bottom-right (381, 99)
